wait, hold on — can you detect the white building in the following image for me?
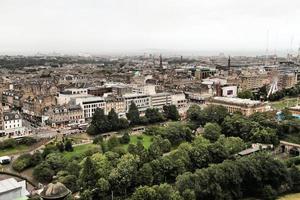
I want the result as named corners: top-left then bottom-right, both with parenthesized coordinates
top-left (3, 112), bottom-right (25, 137)
top-left (171, 94), bottom-right (187, 109)
top-left (0, 178), bottom-right (29, 200)
top-left (123, 93), bottom-right (151, 112)
top-left (75, 96), bottom-right (106, 118)
top-left (222, 86), bottom-right (237, 97)
top-left (150, 92), bottom-right (172, 111)
top-left (56, 92), bottom-right (92, 105)
top-left (132, 85), bottom-right (156, 95)
top-left (64, 88), bottom-right (88, 95)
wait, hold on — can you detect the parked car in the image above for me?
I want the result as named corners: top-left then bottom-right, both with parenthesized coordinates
top-left (0, 156), bottom-right (11, 165)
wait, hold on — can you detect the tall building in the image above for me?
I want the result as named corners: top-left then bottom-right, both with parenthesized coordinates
top-left (123, 93), bottom-right (151, 112)
top-left (239, 72), bottom-right (268, 91)
top-left (279, 73), bottom-right (297, 89)
top-left (150, 93), bottom-right (172, 111)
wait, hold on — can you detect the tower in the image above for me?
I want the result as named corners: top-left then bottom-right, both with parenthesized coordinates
top-left (159, 54), bottom-right (163, 69)
top-left (228, 56), bottom-right (231, 75)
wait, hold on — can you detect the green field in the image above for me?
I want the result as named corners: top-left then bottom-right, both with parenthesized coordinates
top-left (63, 143), bottom-right (100, 160)
top-left (122, 134), bottom-right (153, 150)
top-left (270, 97), bottom-right (299, 110)
top-left (278, 193), bottom-right (300, 200)
top-left (0, 145), bottom-right (30, 157)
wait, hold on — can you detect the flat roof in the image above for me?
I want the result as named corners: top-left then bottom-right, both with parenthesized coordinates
top-left (212, 97), bottom-right (262, 106)
top-left (0, 178), bottom-right (22, 194)
top-left (238, 147), bottom-right (260, 156)
top-left (123, 93), bottom-right (150, 98)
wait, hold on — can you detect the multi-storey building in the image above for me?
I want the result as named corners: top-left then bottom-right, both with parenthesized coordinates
top-left (123, 93), bottom-right (151, 112)
top-left (239, 72), bottom-right (269, 91)
top-left (43, 104), bottom-right (85, 127)
top-left (279, 73), bottom-right (297, 89)
top-left (171, 93), bottom-right (187, 109)
top-left (3, 111), bottom-right (25, 137)
top-left (75, 96), bottom-right (106, 119)
top-left (150, 93), bottom-right (172, 111)
top-left (105, 96), bottom-right (126, 117)
top-left (88, 87), bottom-right (113, 96)
top-left (22, 96), bottom-right (55, 123)
top-left (207, 97), bottom-right (266, 116)
top-left (64, 88), bottom-right (88, 95)
top-left (2, 90), bottom-right (23, 108)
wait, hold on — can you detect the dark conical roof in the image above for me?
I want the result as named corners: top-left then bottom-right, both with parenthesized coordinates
top-left (40, 182), bottom-right (71, 200)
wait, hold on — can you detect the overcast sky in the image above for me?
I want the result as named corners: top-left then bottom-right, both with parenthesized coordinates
top-left (0, 0), bottom-right (300, 55)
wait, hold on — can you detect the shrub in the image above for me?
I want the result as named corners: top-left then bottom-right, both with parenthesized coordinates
top-left (93, 135), bottom-right (104, 144)
top-left (137, 135), bottom-right (143, 140)
top-left (120, 132), bottom-right (130, 144)
top-left (17, 137), bottom-right (37, 146)
top-left (33, 162), bottom-right (55, 183)
top-left (0, 138), bottom-right (17, 149)
top-left (12, 154), bottom-right (33, 172)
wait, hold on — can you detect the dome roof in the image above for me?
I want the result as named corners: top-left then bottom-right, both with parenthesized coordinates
top-left (40, 182), bottom-right (71, 199)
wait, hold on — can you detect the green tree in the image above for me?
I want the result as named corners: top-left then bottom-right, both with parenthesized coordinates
top-left (96, 178), bottom-right (110, 199)
top-left (56, 141), bottom-right (65, 152)
top-left (238, 90), bottom-right (254, 99)
top-left (145, 108), bottom-right (164, 123)
top-left (119, 118), bottom-right (130, 129)
top-left (187, 104), bottom-right (203, 123)
top-left (45, 153), bottom-right (67, 172)
top-left (93, 135), bottom-right (103, 144)
top-left (108, 108), bottom-right (120, 131)
top-left (250, 127), bottom-right (279, 145)
top-left (203, 105), bottom-right (229, 125)
top-left (33, 162), bottom-right (55, 183)
top-left (137, 163), bottom-right (154, 186)
top-left (189, 145), bottom-right (210, 170)
top-left (208, 142), bottom-right (230, 163)
top-left (87, 108), bottom-right (110, 135)
top-left (127, 102), bottom-right (140, 125)
top-left (107, 136), bottom-right (120, 150)
top-left (130, 184), bottom-right (183, 200)
top-left (79, 157), bottom-right (99, 190)
top-left (163, 105), bottom-right (180, 121)
top-left (109, 154), bottom-right (140, 196)
top-left (64, 139), bottom-right (73, 152)
top-left (59, 175), bottom-right (79, 192)
top-left (203, 123), bottom-right (221, 142)
top-left (12, 154), bottom-right (33, 172)
top-left (120, 131), bottom-right (130, 144)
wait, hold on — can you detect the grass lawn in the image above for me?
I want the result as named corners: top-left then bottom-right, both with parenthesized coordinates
top-left (278, 193), bottom-right (300, 200)
top-left (122, 134), bottom-right (153, 150)
top-left (63, 143), bottom-right (100, 160)
top-left (0, 145), bottom-right (30, 157)
top-left (270, 97), bottom-right (299, 110)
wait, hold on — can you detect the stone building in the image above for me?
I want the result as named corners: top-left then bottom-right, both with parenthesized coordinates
top-left (207, 97), bottom-right (266, 116)
top-left (43, 104), bottom-right (85, 127)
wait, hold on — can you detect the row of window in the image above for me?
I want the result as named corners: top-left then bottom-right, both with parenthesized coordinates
top-left (5, 124), bottom-right (21, 129)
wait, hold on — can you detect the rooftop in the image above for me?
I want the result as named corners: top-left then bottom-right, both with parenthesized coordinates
top-left (212, 97), bottom-right (263, 106)
top-left (0, 178), bottom-right (29, 197)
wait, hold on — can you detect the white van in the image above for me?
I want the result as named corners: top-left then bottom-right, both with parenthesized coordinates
top-left (0, 156), bottom-right (11, 164)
